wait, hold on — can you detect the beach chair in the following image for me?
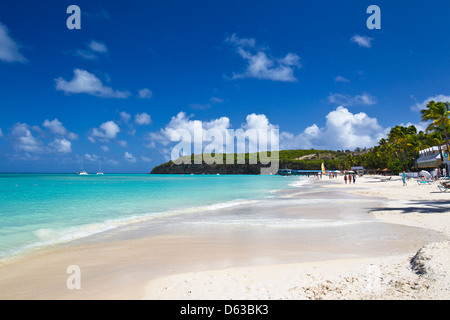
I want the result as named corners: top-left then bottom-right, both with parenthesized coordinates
top-left (438, 182), bottom-right (450, 192)
top-left (417, 179), bottom-right (434, 185)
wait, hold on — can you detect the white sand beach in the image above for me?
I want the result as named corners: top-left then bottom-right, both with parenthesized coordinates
top-left (142, 176), bottom-right (450, 300)
top-left (0, 175), bottom-right (448, 300)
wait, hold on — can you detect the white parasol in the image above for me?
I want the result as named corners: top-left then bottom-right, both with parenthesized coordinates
top-left (419, 170), bottom-right (432, 179)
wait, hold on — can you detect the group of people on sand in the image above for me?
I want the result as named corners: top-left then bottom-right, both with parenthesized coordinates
top-left (328, 172), bottom-right (339, 179)
top-left (344, 174), bottom-right (356, 184)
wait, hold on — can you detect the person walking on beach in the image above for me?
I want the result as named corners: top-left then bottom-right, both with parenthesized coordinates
top-left (353, 174), bottom-right (356, 184)
top-left (344, 174), bottom-right (347, 184)
top-left (402, 171), bottom-right (407, 186)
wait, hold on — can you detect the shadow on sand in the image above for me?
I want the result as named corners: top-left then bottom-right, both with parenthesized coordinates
top-left (369, 200), bottom-right (450, 215)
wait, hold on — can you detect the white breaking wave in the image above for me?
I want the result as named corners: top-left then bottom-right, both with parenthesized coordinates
top-left (288, 177), bottom-right (311, 188)
top-left (1, 198), bottom-right (263, 260)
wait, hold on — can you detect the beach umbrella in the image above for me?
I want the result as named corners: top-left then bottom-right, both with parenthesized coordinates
top-left (419, 170), bottom-right (432, 179)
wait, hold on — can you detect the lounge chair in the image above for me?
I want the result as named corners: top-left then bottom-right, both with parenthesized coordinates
top-left (417, 179), bottom-right (434, 185)
top-left (438, 182), bottom-right (450, 192)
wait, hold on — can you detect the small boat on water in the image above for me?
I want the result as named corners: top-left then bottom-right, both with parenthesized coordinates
top-left (96, 161), bottom-right (104, 175)
top-left (77, 158), bottom-right (89, 175)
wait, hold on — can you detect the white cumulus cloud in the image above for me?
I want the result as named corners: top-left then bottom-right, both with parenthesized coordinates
top-left (84, 153), bottom-right (98, 162)
top-left (0, 22), bottom-right (27, 63)
top-left (328, 92), bottom-right (377, 106)
top-left (134, 112), bottom-right (152, 125)
top-left (147, 111), bottom-right (279, 159)
top-left (351, 34), bottom-right (373, 48)
top-left (43, 118), bottom-right (78, 140)
top-left (49, 138), bottom-right (72, 153)
top-left (90, 121), bottom-right (120, 142)
top-left (70, 40), bottom-right (108, 60)
top-left (411, 94), bottom-right (450, 112)
top-left (124, 152), bottom-right (136, 163)
top-left (138, 88), bottom-right (153, 99)
top-left (55, 69), bottom-right (130, 98)
top-left (226, 34), bottom-right (301, 82)
top-left (120, 111), bottom-right (131, 123)
top-left (11, 123), bottom-right (44, 153)
top-left (88, 40), bottom-right (108, 54)
top-left (334, 75), bottom-right (350, 83)
top-left (280, 106), bottom-right (386, 150)
top-left (147, 106), bottom-right (389, 160)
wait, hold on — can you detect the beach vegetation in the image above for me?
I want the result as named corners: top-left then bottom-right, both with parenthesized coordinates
top-left (151, 100), bottom-right (449, 175)
top-left (421, 100), bottom-right (450, 155)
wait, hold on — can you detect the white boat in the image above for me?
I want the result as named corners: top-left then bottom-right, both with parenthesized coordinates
top-left (96, 161), bottom-right (104, 175)
top-left (77, 158), bottom-right (89, 175)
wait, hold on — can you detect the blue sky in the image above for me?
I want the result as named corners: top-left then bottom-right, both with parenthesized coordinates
top-left (0, 0), bottom-right (449, 173)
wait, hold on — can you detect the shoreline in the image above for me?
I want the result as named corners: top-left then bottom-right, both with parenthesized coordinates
top-left (0, 175), bottom-right (448, 299)
top-left (0, 174), bottom-right (296, 265)
top-left (142, 175), bottom-right (450, 300)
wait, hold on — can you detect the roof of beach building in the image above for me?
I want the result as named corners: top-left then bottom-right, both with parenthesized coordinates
top-left (419, 144), bottom-right (448, 156)
top-left (417, 144), bottom-right (450, 167)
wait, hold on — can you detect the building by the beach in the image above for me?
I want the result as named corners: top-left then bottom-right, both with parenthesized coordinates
top-left (416, 144), bottom-right (449, 175)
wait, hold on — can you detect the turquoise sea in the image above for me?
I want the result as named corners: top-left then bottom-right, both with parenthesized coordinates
top-left (0, 174), bottom-right (298, 260)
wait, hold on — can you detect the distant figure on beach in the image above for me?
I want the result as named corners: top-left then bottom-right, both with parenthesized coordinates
top-left (353, 174), bottom-right (356, 184)
top-left (344, 174), bottom-right (347, 184)
top-left (402, 171), bottom-right (407, 186)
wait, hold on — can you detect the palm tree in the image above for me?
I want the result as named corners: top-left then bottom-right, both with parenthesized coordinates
top-left (427, 131), bottom-right (446, 168)
top-left (346, 154), bottom-right (357, 167)
top-left (404, 125), bottom-right (418, 170)
top-left (388, 126), bottom-right (409, 172)
top-left (407, 133), bottom-right (429, 171)
top-left (421, 100), bottom-right (450, 153)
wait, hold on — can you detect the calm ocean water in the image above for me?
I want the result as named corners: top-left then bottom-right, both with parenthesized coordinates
top-left (0, 174), bottom-right (300, 260)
